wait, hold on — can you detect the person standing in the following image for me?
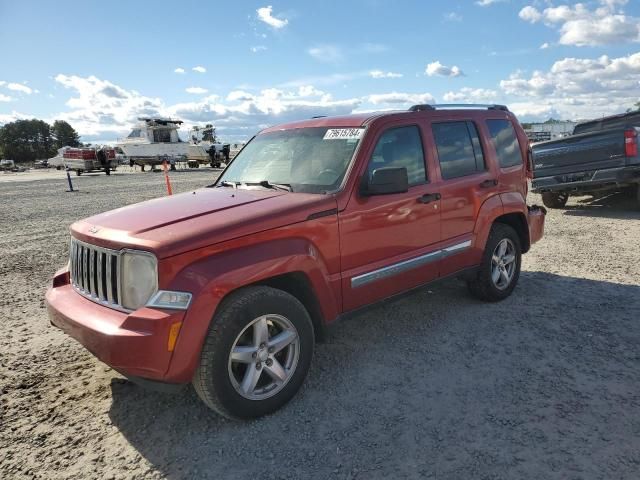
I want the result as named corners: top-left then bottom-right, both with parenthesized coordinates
top-left (97, 147), bottom-right (110, 176)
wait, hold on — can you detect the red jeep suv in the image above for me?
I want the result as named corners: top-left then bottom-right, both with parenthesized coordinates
top-left (46, 104), bottom-right (545, 419)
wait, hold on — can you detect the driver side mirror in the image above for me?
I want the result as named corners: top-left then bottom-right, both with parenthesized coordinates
top-left (361, 167), bottom-right (409, 196)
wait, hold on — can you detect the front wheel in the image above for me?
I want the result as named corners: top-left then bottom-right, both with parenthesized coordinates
top-left (467, 224), bottom-right (522, 302)
top-left (193, 286), bottom-right (314, 419)
top-left (541, 192), bottom-right (568, 209)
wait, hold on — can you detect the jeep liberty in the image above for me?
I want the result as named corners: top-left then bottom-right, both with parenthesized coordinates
top-left (46, 104), bottom-right (545, 419)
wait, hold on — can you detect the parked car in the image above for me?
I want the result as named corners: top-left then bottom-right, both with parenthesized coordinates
top-left (46, 104), bottom-right (545, 419)
top-left (34, 159), bottom-right (49, 169)
top-left (0, 159), bottom-right (16, 171)
top-left (531, 111), bottom-right (640, 208)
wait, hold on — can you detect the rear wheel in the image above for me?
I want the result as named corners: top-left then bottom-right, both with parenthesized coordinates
top-left (76, 170), bottom-right (82, 176)
top-left (541, 192), bottom-right (568, 209)
top-left (467, 224), bottom-right (522, 302)
top-left (193, 286), bottom-right (314, 419)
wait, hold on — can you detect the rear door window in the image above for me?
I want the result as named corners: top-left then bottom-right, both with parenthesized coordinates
top-left (432, 121), bottom-right (485, 180)
top-left (486, 119), bottom-right (522, 168)
top-left (367, 125), bottom-right (426, 186)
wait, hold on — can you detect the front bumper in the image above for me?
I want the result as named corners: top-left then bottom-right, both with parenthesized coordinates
top-left (46, 280), bottom-right (186, 382)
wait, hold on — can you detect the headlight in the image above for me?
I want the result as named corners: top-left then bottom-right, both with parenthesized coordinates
top-left (120, 250), bottom-right (158, 310)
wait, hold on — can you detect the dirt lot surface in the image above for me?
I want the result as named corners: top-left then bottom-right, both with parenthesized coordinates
top-left (1, 170), bottom-right (639, 479)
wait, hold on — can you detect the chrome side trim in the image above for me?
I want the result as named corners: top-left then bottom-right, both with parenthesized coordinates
top-left (351, 240), bottom-right (472, 289)
top-left (442, 240), bottom-right (472, 256)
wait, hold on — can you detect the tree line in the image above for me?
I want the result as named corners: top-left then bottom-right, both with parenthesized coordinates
top-left (0, 119), bottom-right (81, 163)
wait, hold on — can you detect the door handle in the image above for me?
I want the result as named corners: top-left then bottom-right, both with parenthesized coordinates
top-left (418, 193), bottom-right (441, 204)
top-left (479, 179), bottom-right (498, 188)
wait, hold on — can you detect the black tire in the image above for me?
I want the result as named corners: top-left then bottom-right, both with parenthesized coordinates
top-left (193, 286), bottom-right (314, 419)
top-left (541, 192), bottom-right (568, 209)
top-left (467, 224), bottom-right (522, 302)
top-left (76, 170), bottom-right (82, 176)
top-left (56, 166), bottom-right (62, 171)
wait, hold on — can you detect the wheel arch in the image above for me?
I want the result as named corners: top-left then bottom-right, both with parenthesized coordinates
top-left (493, 212), bottom-right (530, 253)
top-left (252, 272), bottom-right (327, 342)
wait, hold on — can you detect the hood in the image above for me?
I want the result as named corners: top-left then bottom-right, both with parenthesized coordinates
top-left (71, 187), bottom-right (337, 258)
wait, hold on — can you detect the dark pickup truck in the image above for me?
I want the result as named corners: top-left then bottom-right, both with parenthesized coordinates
top-left (531, 111), bottom-right (640, 208)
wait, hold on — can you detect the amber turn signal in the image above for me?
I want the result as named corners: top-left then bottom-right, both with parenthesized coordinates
top-left (167, 322), bottom-right (182, 352)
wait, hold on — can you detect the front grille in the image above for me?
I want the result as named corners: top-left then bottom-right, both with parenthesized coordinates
top-left (69, 238), bottom-right (123, 310)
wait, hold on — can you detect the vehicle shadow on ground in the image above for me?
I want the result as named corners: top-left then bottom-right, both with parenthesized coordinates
top-left (562, 192), bottom-right (640, 220)
top-left (108, 271), bottom-right (640, 479)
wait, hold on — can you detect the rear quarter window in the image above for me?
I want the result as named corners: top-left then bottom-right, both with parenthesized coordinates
top-left (432, 121), bottom-right (485, 180)
top-left (486, 119), bottom-right (522, 168)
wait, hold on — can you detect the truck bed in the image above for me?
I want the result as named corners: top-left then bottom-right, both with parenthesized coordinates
top-left (532, 128), bottom-right (627, 178)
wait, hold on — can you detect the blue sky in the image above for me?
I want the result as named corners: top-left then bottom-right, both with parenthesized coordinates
top-left (1, 0), bottom-right (640, 143)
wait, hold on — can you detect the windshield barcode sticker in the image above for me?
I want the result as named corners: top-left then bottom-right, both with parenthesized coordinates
top-left (323, 128), bottom-right (365, 140)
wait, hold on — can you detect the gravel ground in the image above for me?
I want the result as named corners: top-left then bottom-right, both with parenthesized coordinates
top-left (1, 170), bottom-right (639, 479)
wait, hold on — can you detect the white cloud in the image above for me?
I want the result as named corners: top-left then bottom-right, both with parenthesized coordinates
top-left (519, 5), bottom-right (542, 22)
top-left (7, 83), bottom-right (33, 94)
top-left (256, 5), bottom-right (289, 29)
top-left (518, 1), bottom-right (640, 46)
top-left (186, 87), bottom-right (208, 94)
top-left (425, 61), bottom-right (464, 77)
top-left (174, 67), bottom-right (185, 74)
top-left (442, 87), bottom-right (499, 103)
top-left (53, 74), bottom-right (166, 136)
top-left (367, 92), bottom-right (435, 106)
top-left (297, 85), bottom-right (325, 97)
top-left (0, 81), bottom-right (5, 86)
top-left (540, 42), bottom-right (550, 49)
top-left (0, 111), bottom-right (31, 124)
top-left (499, 51), bottom-right (640, 120)
top-left (250, 45), bottom-right (267, 53)
top-left (192, 66), bottom-right (207, 73)
top-left (308, 45), bottom-right (343, 63)
top-left (369, 70), bottom-right (403, 79)
top-left (0, 94), bottom-right (13, 102)
top-left (476, 0), bottom-right (506, 6)
top-left (444, 12), bottom-right (463, 22)
top-left (227, 90), bottom-right (255, 102)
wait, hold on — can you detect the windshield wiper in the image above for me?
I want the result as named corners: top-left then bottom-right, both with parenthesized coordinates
top-left (245, 180), bottom-right (293, 192)
top-left (217, 180), bottom-right (238, 188)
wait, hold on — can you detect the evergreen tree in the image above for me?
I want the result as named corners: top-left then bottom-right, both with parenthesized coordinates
top-left (0, 119), bottom-right (54, 162)
top-left (51, 120), bottom-right (81, 149)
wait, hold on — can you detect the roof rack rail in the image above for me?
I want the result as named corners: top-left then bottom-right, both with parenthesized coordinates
top-left (311, 115), bottom-right (327, 119)
top-left (410, 104), bottom-right (509, 112)
top-left (408, 104), bottom-right (435, 112)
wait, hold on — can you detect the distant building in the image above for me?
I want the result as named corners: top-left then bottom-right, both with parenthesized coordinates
top-left (525, 121), bottom-right (577, 143)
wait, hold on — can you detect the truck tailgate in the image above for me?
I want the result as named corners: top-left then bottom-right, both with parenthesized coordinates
top-left (532, 128), bottom-right (626, 178)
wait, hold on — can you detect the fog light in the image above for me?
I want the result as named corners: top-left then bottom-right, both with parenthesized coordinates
top-left (146, 290), bottom-right (192, 310)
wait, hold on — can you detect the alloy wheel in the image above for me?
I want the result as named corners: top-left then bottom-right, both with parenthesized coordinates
top-left (491, 238), bottom-right (517, 290)
top-left (227, 314), bottom-right (300, 400)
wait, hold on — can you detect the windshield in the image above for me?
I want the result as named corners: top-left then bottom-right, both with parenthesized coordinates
top-left (217, 127), bottom-right (364, 193)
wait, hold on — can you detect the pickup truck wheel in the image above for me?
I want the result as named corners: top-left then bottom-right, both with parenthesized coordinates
top-left (467, 224), bottom-right (521, 302)
top-left (193, 286), bottom-right (314, 419)
top-left (541, 192), bottom-right (568, 209)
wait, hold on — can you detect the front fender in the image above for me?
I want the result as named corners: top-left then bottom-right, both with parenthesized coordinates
top-left (164, 237), bottom-right (340, 383)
